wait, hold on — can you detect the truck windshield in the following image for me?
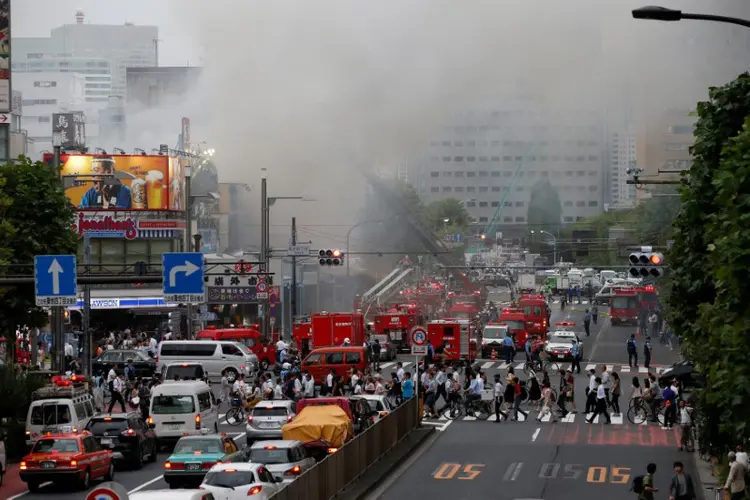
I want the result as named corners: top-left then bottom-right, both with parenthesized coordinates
top-left (483, 326), bottom-right (508, 339)
top-left (152, 395), bottom-right (196, 414)
top-left (612, 296), bottom-right (638, 309)
top-left (499, 320), bottom-right (524, 331)
top-left (30, 404), bottom-right (72, 425)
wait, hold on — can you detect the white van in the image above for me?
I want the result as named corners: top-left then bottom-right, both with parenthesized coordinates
top-left (157, 341), bottom-right (259, 383)
top-left (25, 380), bottom-right (96, 446)
top-left (148, 381), bottom-right (220, 446)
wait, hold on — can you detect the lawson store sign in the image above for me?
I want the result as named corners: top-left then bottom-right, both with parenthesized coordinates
top-left (70, 297), bottom-right (170, 310)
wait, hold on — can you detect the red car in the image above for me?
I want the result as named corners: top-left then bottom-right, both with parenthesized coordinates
top-left (19, 431), bottom-right (115, 492)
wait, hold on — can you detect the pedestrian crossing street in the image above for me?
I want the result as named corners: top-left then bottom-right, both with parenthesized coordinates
top-left (426, 411), bottom-right (654, 426)
top-left (380, 360), bottom-right (668, 375)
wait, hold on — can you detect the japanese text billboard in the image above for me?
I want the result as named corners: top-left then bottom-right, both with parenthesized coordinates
top-left (44, 154), bottom-right (185, 211)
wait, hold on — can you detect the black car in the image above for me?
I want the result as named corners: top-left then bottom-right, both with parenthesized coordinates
top-left (92, 349), bottom-right (156, 378)
top-left (85, 412), bottom-right (157, 468)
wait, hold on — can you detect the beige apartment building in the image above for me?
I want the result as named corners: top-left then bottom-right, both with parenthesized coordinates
top-left (635, 108), bottom-right (695, 198)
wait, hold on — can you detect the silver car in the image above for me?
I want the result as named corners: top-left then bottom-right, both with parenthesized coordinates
top-left (248, 440), bottom-right (316, 483)
top-left (245, 400), bottom-right (296, 443)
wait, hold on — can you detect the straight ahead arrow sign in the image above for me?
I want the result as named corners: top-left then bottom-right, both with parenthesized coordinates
top-left (169, 260), bottom-right (200, 287)
top-left (48, 258), bottom-right (63, 294)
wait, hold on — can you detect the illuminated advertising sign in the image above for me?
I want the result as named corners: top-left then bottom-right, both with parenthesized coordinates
top-left (71, 212), bottom-right (186, 239)
top-left (43, 153), bottom-right (186, 211)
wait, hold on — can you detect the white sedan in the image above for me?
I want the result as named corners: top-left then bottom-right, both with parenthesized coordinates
top-left (352, 394), bottom-right (395, 421)
top-left (200, 462), bottom-right (284, 499)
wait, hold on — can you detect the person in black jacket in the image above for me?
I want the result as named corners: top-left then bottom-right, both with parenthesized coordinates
top-left (669, 461), bottom-right (696, 500)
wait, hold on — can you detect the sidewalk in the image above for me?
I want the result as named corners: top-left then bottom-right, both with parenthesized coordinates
top-left (694, 451), bottom-right (720, 500)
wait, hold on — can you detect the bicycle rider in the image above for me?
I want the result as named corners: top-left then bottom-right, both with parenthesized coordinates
top-left (465, 373), bottom-right (483, 412)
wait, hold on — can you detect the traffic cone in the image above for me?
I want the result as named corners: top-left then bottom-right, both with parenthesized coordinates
top-left (491, 349), bottom-right (497, 361)
top-left (635, 327), bottom-right (641, 337)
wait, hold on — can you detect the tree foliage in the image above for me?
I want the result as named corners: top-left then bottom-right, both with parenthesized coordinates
top-left (668, 73), bottom-right (750, 453)
top-left (0, 157), bottom-right (78, 333)
top-left (423, 198), bottom-right (471, 232)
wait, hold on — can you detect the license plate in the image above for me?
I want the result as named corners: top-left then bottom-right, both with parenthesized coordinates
top-left (259, 422), bottom-right (278, 429)
top-left (101, 438), bottom-right (113, 445)
top-left (185, 463), bottom-right (201, 471)
top-left (41, 462), bottom-right (56, 469)
top-left (165, 424), bottom-right (180, 430)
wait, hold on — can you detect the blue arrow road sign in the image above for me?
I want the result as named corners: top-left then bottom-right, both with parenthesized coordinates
top-left (454, 233), bottom-right (463, 242)
top-left (35, 255), bottom-right (78, 307)
top-left (162, 252), bottom-right (205, 304)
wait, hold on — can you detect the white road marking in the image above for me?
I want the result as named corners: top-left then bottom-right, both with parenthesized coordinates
top-left (7, 482), bottom-right (53, 500)
top-left (561, 413), bottom-right (576, 423)
top-left (380, 362), bottom-right (395, 369)
top-left (610, 414), bottom-right (624, 425)
top-left (481, 362), bottom-right (495, 369)
top-left (511, 462), bottom-right (524, 481)
top-left (584, 364), bottom-right (596, 371)
top-left (128, 432), bottom-right (246, 494)
top-left (514, 362), bottom-right (526, 370)
top-left (532, 428), bottom-right (541, 442)
top-left (621, 367), bottom-right (632, 373)
top-left (638, 366), bottom-right (649, 373)
top-left (440, 420), bottom-right (454, 432)
top-left (421, 421), bottom-right (444, 426)
top-left (587, 315), bottom-right (610, 363)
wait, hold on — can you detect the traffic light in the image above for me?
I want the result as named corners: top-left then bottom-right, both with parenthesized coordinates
top-left (319, 249), bottom-right (344, 266)
top-left (628, 252), bottom-right (664, 278)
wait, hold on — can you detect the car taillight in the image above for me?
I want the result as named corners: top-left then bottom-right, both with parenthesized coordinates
top-left (20, 461), bottom-right (27, 470)
top-left (287, 415), bottom-right (293, 423)
top-left (553, 350), bottom-right (559, 355)
top-left (327, 447), bottom-right (338, 454)
top-left (284, 465), bottom-right (301, 476)
top-left (69, 460), bottom-right (78, 467)
top-left (195, 414), bottom-right (201, 430)
top-left (122, 428), bottom-right (136, 436)
top-left (147, 416), bottom-right (153, 425)
top-left (247, 415), bottom-right (254, 424)
top-left (247, 485), bottom-right (263, 495)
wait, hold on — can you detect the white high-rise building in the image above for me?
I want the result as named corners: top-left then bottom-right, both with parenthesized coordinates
top-left (12, 55), bottom-right (112, 104)
top-left (609, 130), bottom-right (637, 208)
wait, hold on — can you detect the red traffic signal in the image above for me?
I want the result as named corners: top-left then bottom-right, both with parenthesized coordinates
top-left (318, 249), bottom-right (344, 266)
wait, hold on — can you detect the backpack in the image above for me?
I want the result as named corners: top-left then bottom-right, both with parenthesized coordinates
top-left (631, 475), bottom-right (644, 493)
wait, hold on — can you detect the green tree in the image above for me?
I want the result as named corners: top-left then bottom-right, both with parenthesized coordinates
top-left (423, 198), bottom-right (471, 232)
top-left (395, 181), bottom-right (425, 220)
top-left (527, 180), bottom-right (561, 256)
top-left (668, 73), bottom-right (750, 453)
top-left (0, 157), bottom-right (78, 336)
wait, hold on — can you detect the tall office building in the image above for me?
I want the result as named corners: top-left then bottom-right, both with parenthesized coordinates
top-left (412, 107), bottom-right (607, 235)
top-left (609, 130), bottom-right (637, 209)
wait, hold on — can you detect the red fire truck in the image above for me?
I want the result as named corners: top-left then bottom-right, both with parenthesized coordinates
top-left (518, 294), bottom-right (552, 338)
top-left (495, 307), bottom-right (530, 349)
top-left (293, 312), bottom-right (365, 351)
top-left (611, 288), bottom-right (640, 325)
top-left (373, 304), bottom-right (426, 351)
top-left (427, 320), bottom-right (477, 366)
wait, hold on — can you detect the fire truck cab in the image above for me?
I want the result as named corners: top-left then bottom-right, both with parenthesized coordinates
top-left (611, 288), bottom-right (639, 325)
top-left (496, 307), bottom-right (529, 350)
top-left (427, 320), bottom-right (476, 365)
top-left (518, 294), bottom-right (551, 339)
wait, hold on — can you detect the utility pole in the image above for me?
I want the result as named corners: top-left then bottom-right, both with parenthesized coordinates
top-left (260, 174), bottom-right (270, 339)
top-left (291, 217), bottom-right (297, 339)
top-left (52, 134), bottom-right (64, 372)
top-left (82, 234), bottom-right (92, 375)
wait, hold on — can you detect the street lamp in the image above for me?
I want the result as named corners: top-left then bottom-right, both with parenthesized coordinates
top-left (632, 6), bottom-right (750, 29)
top-left (530, 229), bottom-right (557, 264)
top-left (345, 219), bottom-right (390, 277)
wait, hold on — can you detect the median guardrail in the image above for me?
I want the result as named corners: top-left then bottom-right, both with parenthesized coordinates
top-left (271, 396), bottom-right (420, 500)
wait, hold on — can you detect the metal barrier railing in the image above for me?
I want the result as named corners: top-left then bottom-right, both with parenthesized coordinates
top-left (271, 396), bottom-right (420, 500)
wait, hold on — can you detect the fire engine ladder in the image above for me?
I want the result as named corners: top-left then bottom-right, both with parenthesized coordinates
top-left (361, 266), bottom-right (405, 305)
top-left (373, 267), bottom-right (414, 306)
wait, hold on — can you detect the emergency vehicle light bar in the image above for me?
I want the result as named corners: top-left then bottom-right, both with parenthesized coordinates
top-left (555, 322), bottom-right (576, 327)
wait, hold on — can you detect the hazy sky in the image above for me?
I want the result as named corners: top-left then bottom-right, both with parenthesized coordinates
top-left (11, 0), bottom-right (750, 249)
top-left (12, 0), bottom-right (203, 65)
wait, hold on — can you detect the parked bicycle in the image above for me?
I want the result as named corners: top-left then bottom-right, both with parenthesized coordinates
top-left (522, 356), bottom-right (561, 377)
top-left (224, 395), bottom-right (247, 426)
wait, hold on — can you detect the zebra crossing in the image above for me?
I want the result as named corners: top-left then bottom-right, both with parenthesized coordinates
top-left (425, 410), bottom-right (656, 426)
top-left (380, 360), bottom-right (668, 375)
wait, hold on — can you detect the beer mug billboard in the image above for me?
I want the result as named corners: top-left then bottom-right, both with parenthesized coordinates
top-left (146, 170), bottom-right (165, 209)
top-left (131, 178), bottom-right (147, 209)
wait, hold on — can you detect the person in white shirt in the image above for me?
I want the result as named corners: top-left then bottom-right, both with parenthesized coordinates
top-left (493, 374), bottom-right (507, 422)
top-left (586, 369), bottom-right (597, 414)
top-left (325, 370), bottom-right (335, 396)
top-left (232, 375), bottom-right (246, 396)
top-left (107, 366), bottom-right (118, 386)
top-left (736, 445), bottom-right (749, 470)
top-left (585, 377), bottom-right (611, 424)
top-left (273, 378), bottom-right (283, 399)
top-left (374, 377), bottom-right (385, 395)
top-left (107, 373), bottom-right (127, 413)
top-left (303, 372), bottom-right (315, 398)
top-left (149, 336), bottom-right (158, 354)
top-left (350, 370), bottom-right (360, 395)
top-left (396, 362), bottom-right (405, 383)
top-left (293, 376), bottom-right (303, 399)
top-left (599, 365), bottom-right (611, 405)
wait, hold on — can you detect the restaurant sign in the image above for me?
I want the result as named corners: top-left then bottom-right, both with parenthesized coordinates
top-left (71, 212), bottom-right (186, 239)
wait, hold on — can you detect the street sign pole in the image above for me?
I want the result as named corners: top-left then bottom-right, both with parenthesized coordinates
top-left (82, 234), bottom-right (92, 374)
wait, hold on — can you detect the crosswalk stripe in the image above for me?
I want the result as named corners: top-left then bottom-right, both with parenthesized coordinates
top-left (515, 362), bottom-right (526, 370)
top-left (610, 414), bottom-right (624, 425)
top-left (561, 413), bottom-right (576, 423)
top-left (498, 362), bottom-right (510, 369)
top-left (424, 411), bottom-right (665, 426)
top-left (638, 366), bottom-right (649, 373)
top-left (380, 362), bottom-right (395, 369)
top-left (539, 412), bottom-right (552, 422)
top-left (481, 362), bottom-right (495, 369)
top-left (402, 362), bottom-right (412, 368)
top-left (584, 364), bottom-right (596, 371)
top-left (621, 367), bottom-right (632, 373)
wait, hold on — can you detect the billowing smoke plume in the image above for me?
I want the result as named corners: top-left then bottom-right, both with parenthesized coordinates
top-left (139, 0), bottom-right (749, 250)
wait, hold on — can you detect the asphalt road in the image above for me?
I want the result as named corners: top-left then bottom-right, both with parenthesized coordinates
top-left (374, 417), bottom-right (695, 500)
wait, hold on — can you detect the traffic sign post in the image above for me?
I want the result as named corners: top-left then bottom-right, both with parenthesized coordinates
top-left (34, 255), bottom-right (78, 306)
top-left (409, 326), bottom-right (429, 424)
top-left (86, 482), bottom-right (129, 500)
top-left (162, 252), bottom-right (205, 304)
top-left (256, 280), bottom-right (269, 300)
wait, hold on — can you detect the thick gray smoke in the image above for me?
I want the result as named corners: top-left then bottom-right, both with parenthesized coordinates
top-left (153, 0), bottom-right (750, 250)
